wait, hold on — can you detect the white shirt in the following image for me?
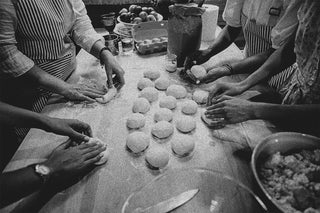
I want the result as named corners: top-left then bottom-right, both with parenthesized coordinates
top-left (222, 0), bottom-right (301, 49)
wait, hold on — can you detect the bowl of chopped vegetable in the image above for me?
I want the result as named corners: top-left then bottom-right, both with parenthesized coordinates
top-left (251, 132), bottom-right (320, 213)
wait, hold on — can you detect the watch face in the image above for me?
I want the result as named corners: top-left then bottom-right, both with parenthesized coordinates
top-left (36, 165), bottom-right (51, 175)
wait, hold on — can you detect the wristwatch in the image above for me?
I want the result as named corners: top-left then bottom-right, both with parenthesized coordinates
top-left (31, 164), bottom-right (52, 184)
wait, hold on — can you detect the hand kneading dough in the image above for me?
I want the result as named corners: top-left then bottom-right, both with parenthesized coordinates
top-left (126, 113), bottom-right (146, 129)
top-left (145, 148), bottom-right (169, 169)
top-left (171, 135), bottom-right (195, 157)
top-left (181, 100), bottom-right (198, 115)
top-left (193, 90), bottom-right (209, 104)
top-left (88, 138), bottom-right (109, 165)
top-left (96, 87), bottom-right (117, 104)
top-left (155, 78), bottom-right (170, 90)
top-left (151, 121), bottom-right (174, 139)
top-left (176, 116), bottom-right (196, 133)
top-left (166, 85), bottom-right (187, 99)
top-left (190, 65), bottom-right (206, 79)
top-left (137, 78), bottom-right (155, 90)
top-left (140, 87), bottom-right (159, 102)
top-left (159, 96), bottom-right (177, 110)
top-left (154, 108), bottom-right (173, 122)
top-left (132, 98), bottom-right (150, 114)
top-left (126, 132), bottom-right (150, 153)
top-left (143, 70), bottom-right (161, 80)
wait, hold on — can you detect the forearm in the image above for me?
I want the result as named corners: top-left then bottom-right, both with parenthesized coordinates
top-left (21, 65), bottom-right (70, 96)
top-left (0, 101), bottom-right (51, 129)
top-left (206, 25), bottom-right (242, 58)
top-left (252, 103), bottom-right (320, 122)
top-left (231, 48), bottom-right (275, 75)
top-left (240, 38), bottom-right (296, 90)
top-left (0, 167), bottom-right (43, 207)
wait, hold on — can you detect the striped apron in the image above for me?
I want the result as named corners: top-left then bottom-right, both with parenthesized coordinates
top-left (240, 11), bottom-right (296, 94)
top-left (9, 0), bottom-right (77, 142)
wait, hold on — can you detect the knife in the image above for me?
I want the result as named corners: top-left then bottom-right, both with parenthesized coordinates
top-left (133, 189), bottom-right (199, 213)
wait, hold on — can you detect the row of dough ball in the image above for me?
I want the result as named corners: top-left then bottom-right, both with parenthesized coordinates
top-left (127, 113), bottom-right (196, 135)
top-left (126, 131), bottom-right (196, 169)
top-left (132, 89), bottom-right (208, 116)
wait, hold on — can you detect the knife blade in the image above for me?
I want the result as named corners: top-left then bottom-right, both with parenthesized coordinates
top-left (133, 189), bottom-right (199, 213)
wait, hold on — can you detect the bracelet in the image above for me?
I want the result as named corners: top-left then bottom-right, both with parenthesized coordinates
top-left (99, 47), bottom-right (110, 65)
top-left (222, 63), bottom-right (234, 75)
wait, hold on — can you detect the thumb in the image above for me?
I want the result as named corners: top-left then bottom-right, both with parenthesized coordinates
top-left (68, 129), bottom-right (90, 142)
top-left (207, 86), bottom-right (219, 106)
top-left (105, 66), bottom-right (114, 88)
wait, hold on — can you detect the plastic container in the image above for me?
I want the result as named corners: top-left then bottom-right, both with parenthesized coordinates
top-left (132, 21), bottom-right (168, 55)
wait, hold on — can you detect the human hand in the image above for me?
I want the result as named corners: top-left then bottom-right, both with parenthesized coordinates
top-left (199, 66), bottom-right (232, 84)
top-left (207, 81), bottom-right (246, 106)
top-left (43, 140), bottom-right (106, 186)
top-left (205, 95), bottom-right (255, 125)
top-left (62, 83), bottom-right (106, 102)
top-left (184, 49), bottom-right (212, 70)
top-left (101, 51), bottom-right (125, 89)
top-left (44, 117), bottom-right (92, 142)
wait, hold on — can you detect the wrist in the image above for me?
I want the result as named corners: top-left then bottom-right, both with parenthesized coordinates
top-left (30, 163), bottom-right (53, 185)
top-left (37, 115), bottom-right (53, 132)
top-left (100, 48), bottom-right (113, 65)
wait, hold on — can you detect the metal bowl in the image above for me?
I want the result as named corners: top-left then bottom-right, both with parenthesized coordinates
top-left (251, 132), bottom-right (320, 212)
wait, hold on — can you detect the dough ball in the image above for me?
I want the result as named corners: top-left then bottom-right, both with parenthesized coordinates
top-left (176, 116), bottom-right (196, 133)
top-left (143, 70), bottom-right (161, 80)
top-left (166, 85), bottom-right (187, 99)
top-left (88, 138), bottom-right (109, 165)
top-left (159, 96), bottom-right (177, 110)
top-left (155, 78), bottom-right (170, 90)
top-left (171, 135), bottom-right (195, 157)
top-left (181, 100), bottom-right (198, 115)
top-left (132, 98), bottom-right (150, 114)
top-left (126, 113), bottom-right (146, 129)
top-left (145, 148), bottom-right (169, 169)
top-left (126, 132), bottom-right (150, 154)
top-left (193, 90), bottom-right (209, 104)
top-left (140, 87), bottom-right (159, 103)
top-left (190, 65), bottom-right (206, 79)
top-left (154, 108), bottom-right (173, 122)
top-left (151, 121), bottom-right (174, 139)
top-left (137, 78), bottom-right (155, 90)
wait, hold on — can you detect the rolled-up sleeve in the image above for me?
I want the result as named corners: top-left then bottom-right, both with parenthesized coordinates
top-left (71, 0), bottom-right (104, 53)
top-left (222, 0), bottom-right (245, 28)
top-left (271, 0), bottom-right (301, 49)
top-left (0, 0), bottom-right (34, 78)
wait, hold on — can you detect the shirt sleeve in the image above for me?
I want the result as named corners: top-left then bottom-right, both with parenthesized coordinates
top-left (271, 0), bottom-right (301, 49)
top-left (222, 0), bottom-right (245, 28)
top-left (71, 0), bottom-right (104, 53)
top-left (0, 0), bottom-right (34, 78)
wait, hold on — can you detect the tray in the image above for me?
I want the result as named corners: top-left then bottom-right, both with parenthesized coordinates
top-left (132, 21), bottom-right (168, 55)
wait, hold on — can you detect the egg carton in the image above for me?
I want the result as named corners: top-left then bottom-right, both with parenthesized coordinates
top-left (132, 21), bottom-right (168, 55)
